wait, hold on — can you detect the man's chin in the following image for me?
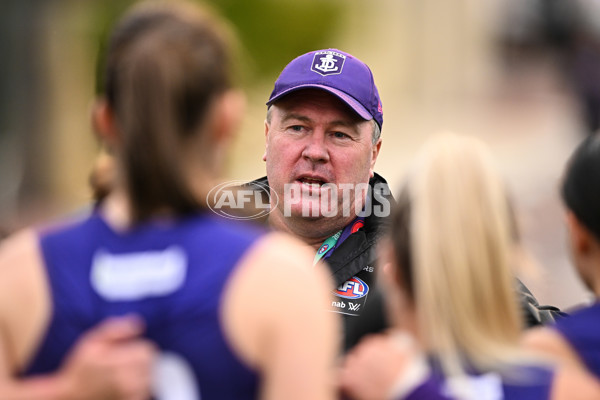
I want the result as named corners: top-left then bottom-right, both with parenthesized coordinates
top-left (285, 202), bottom-right (340, 219)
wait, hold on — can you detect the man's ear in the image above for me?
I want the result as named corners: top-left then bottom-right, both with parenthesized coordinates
top-left (263, 119), bottom-right (269, 162)
top-left (369, 138), bottom-right (382, 178)
top-left (566, 211), bottom-right (593, 255)
top-left (91, 99), bottom-right (119, 148)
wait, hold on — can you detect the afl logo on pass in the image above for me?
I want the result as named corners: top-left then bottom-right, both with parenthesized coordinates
top-left (335, 276), bottom-right (368, 299)
top-left (318, 244), bottom-right (329, 255)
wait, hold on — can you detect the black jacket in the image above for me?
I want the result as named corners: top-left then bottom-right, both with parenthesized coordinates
top-left (243, 173), bottom-right (564, 352)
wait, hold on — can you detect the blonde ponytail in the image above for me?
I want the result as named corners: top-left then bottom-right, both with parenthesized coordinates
top-left (392, 133), bottom-right (525, 380)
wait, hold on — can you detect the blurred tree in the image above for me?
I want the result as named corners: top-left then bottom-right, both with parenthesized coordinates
top-left (215, 0), bottom-right (344, 80)
top-left (89, 0), bottom-right (346, 92)
top-left (0, 0), bottom-right (53, 232)
top-left (0, 0), bottom-right (347, 232)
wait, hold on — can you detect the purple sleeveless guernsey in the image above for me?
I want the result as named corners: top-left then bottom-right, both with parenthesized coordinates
top-left (402, 361), bottom-right (553, 399)
top-left (24, 211), bottom-right (263, 399)
top-left (553, 302), bottom-right (600, 378)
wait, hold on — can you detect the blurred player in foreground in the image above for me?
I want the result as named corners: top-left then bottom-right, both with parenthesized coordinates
top-left (524, 134), bottom-right (600, 383)
top-left (0, 1), bottom-right (337, 399)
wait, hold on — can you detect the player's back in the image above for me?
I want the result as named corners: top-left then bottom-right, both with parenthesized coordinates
top-left (553, 303), bottom-right (600, 378)
top-left (24, 211), bottom-right (263, 399)
top-left (414, 362), bottom-right (553, 400)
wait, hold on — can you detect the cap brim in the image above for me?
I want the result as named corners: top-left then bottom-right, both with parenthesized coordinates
top-left (267, 84), bottom-right (373, 121)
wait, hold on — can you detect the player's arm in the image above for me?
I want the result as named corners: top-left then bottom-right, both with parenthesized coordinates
top-left (0, 230), bottom-right (155, 400)
top-left (339, 331), bottom-right (451, 400)
top-left (0, 319), bottom-right (155, 400)
top-left (222, 232), bottom-right (340, 400)
top-left (522, 327), bottom-right (600, 400)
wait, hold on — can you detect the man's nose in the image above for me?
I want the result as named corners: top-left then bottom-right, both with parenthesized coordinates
top-left (301, 131), bottom-right (330, 163)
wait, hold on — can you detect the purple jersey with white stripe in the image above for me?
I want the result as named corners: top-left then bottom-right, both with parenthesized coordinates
top-left (403, 362), bottom-right (553, 399)
top-left (23, 211), bottom-right (263, 399)
top-left (553, 302), bottom-right (600, 377)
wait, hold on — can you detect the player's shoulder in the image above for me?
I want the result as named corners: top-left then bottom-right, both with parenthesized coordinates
top-left (190, 214), bottom-right (266, 244)
top-left (0, 229), bottom-right (47, 301)
top-left (521, 326), bottom-right (580, 365)
top-left (234, 231), bottom-right (331, 293)
top-left (244, 232), bottom-right (314, 274)
top-left (0, 228), bottom-right (49, 328)
top-left (558, 302), bottom-right (600, 323)
top-left (0, 229), bottom-right (41, 272)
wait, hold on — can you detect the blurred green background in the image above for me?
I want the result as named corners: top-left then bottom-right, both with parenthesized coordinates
top-left (0, 0), bottom-right (350, 225)
top-left (1, 0), bottom-right (599, 310)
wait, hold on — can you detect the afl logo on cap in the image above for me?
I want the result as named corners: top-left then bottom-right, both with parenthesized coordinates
top-left (311, 50), bottom-right (346, 76)
top-left (335, 276), bottom-right (368, 299)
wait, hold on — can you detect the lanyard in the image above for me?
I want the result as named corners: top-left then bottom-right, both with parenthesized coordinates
top-left (313, 230), bottom-right (342, 265)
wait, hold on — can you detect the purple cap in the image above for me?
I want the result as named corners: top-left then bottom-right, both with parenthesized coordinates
top-left (267, 49), bottom-right (383, 129)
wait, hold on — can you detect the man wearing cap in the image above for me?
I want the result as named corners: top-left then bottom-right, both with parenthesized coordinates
top-left (245, 48), bottom-right (563, 352)
top-left (243, 49), bottom-right (389, 351)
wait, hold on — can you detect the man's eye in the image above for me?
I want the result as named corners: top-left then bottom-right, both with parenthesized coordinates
top-left (289, 125), bottom-right (304, 132)
top-left (332, 131), bottom-right (350, 139)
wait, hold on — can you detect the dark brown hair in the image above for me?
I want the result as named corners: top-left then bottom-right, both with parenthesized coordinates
top-left (103, 1), bottom-right (233, 222)
top-left (562, 134), bottom-right (600, 240)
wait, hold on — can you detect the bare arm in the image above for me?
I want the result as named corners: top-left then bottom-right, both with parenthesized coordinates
top-left (0, 230), bottom-right (155, 400)
top-left (0, 357), bottom-right (71, 400)
top-left (0, 317), bottom-right (155, 400)
top-left (339, 331), bottom-right (432, 400)
top-left (523, 327), bottom-right (600, 400)
top-left (222, 232), bottom-right (340, 400)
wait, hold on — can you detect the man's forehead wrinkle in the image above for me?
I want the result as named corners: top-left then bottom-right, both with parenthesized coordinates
top-left (280, 112), bottom-right (357, 129)
top-left (275, 96), bottom-right (367, 127)
top-left (280, 111), bottom-right (313, 124)
top-left (276, 90), bottom-right (360, 115)
top-left (329, 119), bottom-right (358, 128)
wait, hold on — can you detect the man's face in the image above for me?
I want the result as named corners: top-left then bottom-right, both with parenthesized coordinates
top-left (264, 89), bottom-right (381, 239)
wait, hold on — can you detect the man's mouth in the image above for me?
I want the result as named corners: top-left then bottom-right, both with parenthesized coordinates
top-left (298, 177), bottom-right (327, 188)
top-left (294, 175), bottom-right (333, 195)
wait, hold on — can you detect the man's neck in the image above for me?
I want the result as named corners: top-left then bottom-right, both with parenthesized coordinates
top-left (267, 211), bottom-right (345, 251)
